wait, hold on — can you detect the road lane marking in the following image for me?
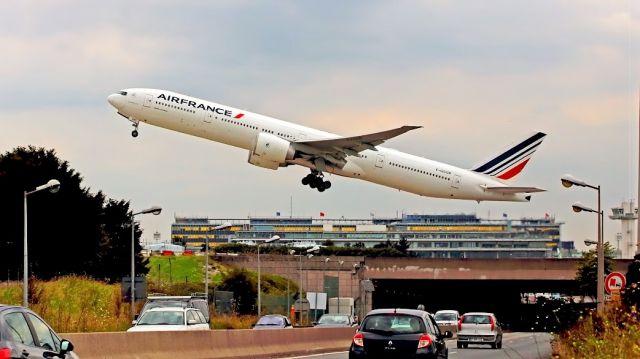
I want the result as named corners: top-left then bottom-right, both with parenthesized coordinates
top-left (282, 351), bottom-right (349, 359)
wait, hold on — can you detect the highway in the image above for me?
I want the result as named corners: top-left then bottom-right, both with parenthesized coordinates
top-left (285, 332), bottom-right (552, 359)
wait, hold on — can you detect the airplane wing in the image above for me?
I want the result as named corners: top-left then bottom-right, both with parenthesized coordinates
top-left (298, 125), bottom-right (421, 152)
top-left (293, 125), bottom-right (421, 169)
top-left (484, 186), bottom-right (546, 194)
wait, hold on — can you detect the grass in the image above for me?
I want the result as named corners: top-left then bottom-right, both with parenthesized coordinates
top-left (0, 276), bottom-right (132, 333)
top-left (210, 314), bottom-right (259, 329)
top-left (553, 305), bottom-right (640, 359)
top-left (147, 255), bottom-right (204, 285)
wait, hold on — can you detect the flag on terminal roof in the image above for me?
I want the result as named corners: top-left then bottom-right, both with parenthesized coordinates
top-left (502, 213), bottom-right (508, 218)
top-left (320, 212), bottom-right (325, 217)
top-left (276, 212), bottom-right (281, 217)
top-left (544, 213), bottom-right (550, 219)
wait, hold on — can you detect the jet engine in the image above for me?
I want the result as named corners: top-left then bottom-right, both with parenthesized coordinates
top-left (248, 132), bottom-right (295, 170)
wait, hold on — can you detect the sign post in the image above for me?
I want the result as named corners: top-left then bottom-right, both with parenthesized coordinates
top-left (604, 272), bottom-right (626, 302)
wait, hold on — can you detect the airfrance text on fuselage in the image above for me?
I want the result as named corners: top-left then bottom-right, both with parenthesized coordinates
top-left (157, 94), bottom-right (232, 116)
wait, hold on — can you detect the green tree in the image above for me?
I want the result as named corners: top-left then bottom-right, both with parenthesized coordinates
top-left (623, 254), bottom-right (640, 308)
top-left (395, 237), bottom-right (410, 255)
top-left (575, 242), bottom-right (615, 299)
top-left (217, 268), bottom-right (257, 315)
top-left (0, 146), bottom-right (147, 283)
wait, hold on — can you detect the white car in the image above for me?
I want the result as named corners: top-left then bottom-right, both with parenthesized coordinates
top-left (456, 312), bottom-right (503, 349)
top-left (127, 307), bottom-right (210, 332)
top-left (434, 309), bottom-right (460, 327)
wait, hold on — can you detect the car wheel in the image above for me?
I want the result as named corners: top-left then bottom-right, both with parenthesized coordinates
top-left (497, 340), bottom-right (502, 349)
top-left (457, 342), bottom-right (462, 349)
top-left (491, 342), bottom-right (497, 349)
top-left (463, 343), bottom-right (468, 348)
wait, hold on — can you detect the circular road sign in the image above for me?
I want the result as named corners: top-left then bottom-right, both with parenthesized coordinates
top-left (605, 272), bottom-right (626, 294)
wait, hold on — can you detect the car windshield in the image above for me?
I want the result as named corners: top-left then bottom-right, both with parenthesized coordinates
top-left (137, 311), bottom-right (184, 325)
top-left (256, 316), bottom-right (284, 326)
top-left (462, 315), bottom-right (492, 324)
top-left (362, 314), bottom-right (425, 335)
top-left (318, 315), bottom-right (349, 325)
top-left (435, 313), bottom-right (457, 321)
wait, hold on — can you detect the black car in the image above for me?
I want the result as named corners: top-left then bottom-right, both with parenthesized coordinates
top-left (349, 308), bottom-right (452, 359)
top-left (0, 304), bottom-right (78, 359)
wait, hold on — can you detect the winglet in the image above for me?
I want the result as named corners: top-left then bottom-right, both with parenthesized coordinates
top-left (471, 132), bottom-right (546, 180)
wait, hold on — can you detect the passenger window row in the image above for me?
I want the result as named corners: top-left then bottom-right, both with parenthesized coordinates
top-left (389, 162), bottom-right (450, 181)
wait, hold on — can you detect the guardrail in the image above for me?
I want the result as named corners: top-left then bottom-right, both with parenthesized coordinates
top-left (62, 327), bottom-right (355, 359)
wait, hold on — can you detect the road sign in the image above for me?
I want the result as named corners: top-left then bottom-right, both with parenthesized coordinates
top-left (605, 272), bottom-right (626, 294)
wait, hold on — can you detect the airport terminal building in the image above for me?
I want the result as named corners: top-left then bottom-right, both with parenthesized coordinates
top-left (171, 214), bottom-right (573, 259)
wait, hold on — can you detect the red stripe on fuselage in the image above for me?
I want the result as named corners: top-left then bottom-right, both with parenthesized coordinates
top-left (497, 159), bottom-right (530, 180)
top-left (234, 113), bottom-right (244, 119)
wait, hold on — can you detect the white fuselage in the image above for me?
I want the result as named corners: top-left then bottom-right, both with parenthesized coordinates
top-left (109, 88), bottom-right (529, 202)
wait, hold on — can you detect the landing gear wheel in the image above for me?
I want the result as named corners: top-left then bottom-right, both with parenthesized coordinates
top-left (323, 181), bottom-right (331, 189)
top-left (131, 130), bottom-right (139, 138)
top-left (301, 177), bottom-right (310, 185)
top-left (309, 180), bottom-right (317, 189)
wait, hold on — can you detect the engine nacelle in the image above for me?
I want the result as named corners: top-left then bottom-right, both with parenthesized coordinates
top-left (248, 132), bottom-right (295, 170)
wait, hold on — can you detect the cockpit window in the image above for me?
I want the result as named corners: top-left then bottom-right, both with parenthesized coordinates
top-left (119, 91), bottom-right (128, 96)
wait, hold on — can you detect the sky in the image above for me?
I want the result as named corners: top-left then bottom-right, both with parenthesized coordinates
top-left (1, 1), bottom-right (638, 252)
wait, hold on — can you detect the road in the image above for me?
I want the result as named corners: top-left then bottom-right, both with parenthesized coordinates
top-left (285, 332), bottom-right (552, 359)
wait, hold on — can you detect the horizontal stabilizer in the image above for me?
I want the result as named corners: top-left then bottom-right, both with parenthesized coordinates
top-left (484, 186), bottom-right (546, 194)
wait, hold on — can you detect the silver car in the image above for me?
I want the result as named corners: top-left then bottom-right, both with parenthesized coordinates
top-left (456, 312), bottom-right (503, 349)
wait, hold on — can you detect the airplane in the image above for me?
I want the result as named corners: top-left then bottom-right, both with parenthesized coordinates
top-left (107, 89), bottom-right (546, 202)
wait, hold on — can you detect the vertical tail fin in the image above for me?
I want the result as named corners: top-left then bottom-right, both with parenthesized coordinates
top-left (471, 132), bottom-right (546, 180)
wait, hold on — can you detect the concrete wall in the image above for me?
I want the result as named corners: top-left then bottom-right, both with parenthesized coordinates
top-left (62, 327), bottom-right (355, 359)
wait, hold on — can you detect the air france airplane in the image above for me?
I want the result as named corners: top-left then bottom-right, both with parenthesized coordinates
top-left (107, 89), bottom-right (546, 202)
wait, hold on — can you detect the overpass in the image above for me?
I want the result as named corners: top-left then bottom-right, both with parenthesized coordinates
top-left (216, 255), bottom-right (632, 330)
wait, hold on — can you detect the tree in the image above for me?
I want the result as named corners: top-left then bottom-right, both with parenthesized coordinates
top-left (321, 239), bottom-right (335, 247)
top-left (0, 146), bottom-right (147, 282)
top-left (575, 242), bottom-right (616, 299)
top-left (217, 269), bottom-right (256, 315)
top-left (623, 254), bottom-right (640, 308)
top-left (395, 237), bottom-right (410, 255)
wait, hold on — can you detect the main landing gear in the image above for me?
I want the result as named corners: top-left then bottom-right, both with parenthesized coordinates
top-left (301, 171), bottom-right (332, 192)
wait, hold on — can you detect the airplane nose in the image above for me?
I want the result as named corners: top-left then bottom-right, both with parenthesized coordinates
top-left (107, 94), bottom-right (118, 107)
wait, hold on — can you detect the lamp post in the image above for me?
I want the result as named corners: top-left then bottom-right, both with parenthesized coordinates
top-left (23, 179), bottom-right (60, 307)
top-left (257, 235), bottom-right (280, 316)
top-left (562, 174), bottom-right (604, 313)
top-left (205, 223), bottom-right (232, 301)
top-left (131, 206), bottom-right (162, 319)
top-left (338, 260), bottom-right (344, 314)
top-left (290, 249), bottom-right (302, 323)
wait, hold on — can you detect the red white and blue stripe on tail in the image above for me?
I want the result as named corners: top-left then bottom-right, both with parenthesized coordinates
top-left (471, 132), bottom-right (546, 180)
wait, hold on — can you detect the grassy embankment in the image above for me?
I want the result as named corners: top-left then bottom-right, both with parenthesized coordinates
top-left (0, 255), bottom-right (287, 331)
top-left (553, 305), bottom-right (640, 359)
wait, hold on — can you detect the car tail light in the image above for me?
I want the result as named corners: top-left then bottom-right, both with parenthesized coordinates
top-left (353, 332), bottom-right (364, 347)
top-left (417, 334), bottom-right (432, 349)
top-left (490, 316), bottom-right (495, 331)
top-left (0, 348), bottom-right (11, 359)
top-left (458, 316), bottom-right (463, 331)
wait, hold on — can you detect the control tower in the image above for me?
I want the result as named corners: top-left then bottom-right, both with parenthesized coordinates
top-left (609, 200), bottom-right (638, 258)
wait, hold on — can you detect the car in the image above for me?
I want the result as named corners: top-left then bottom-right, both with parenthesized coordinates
top-left (138, 293), bottom-right (210, 323)
top-left (349, 308), bottom-right (452, 359)
top-left (434, 310), bottom-right (460, 327)
top-left (127, 307), bottom-right (210, 332)
top-left (456, 312), bottom-right (503, 349)
top-left (0, 304), bottom-right (79, 359)
top-left (252, 314), bottom-right (293, 330)
top-left (313, 314), bottom-right (358, 328)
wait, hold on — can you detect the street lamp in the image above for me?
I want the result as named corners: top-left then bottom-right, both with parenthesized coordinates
top-left (338, 260), bottom-right (344, 314)
top-left (584, 239), bottom-right (598, 246)
top-left (257, 235), bottom-right (280, 316)
top-left (205, 222), bottom-right (232, 301)
top-left (290, 249), bottom-right (301, 323)
top-left (23, 179), bottom-right (60, 307)
top-left (561, 174), bottom-right (604, 313)
top-left (131, 206), bottom-right (162, 319)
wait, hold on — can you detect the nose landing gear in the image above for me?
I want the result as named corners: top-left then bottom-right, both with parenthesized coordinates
top-left (301, 171), bottom-right (332, 192)
top-left (129, 117), bottom-right (140, 138)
